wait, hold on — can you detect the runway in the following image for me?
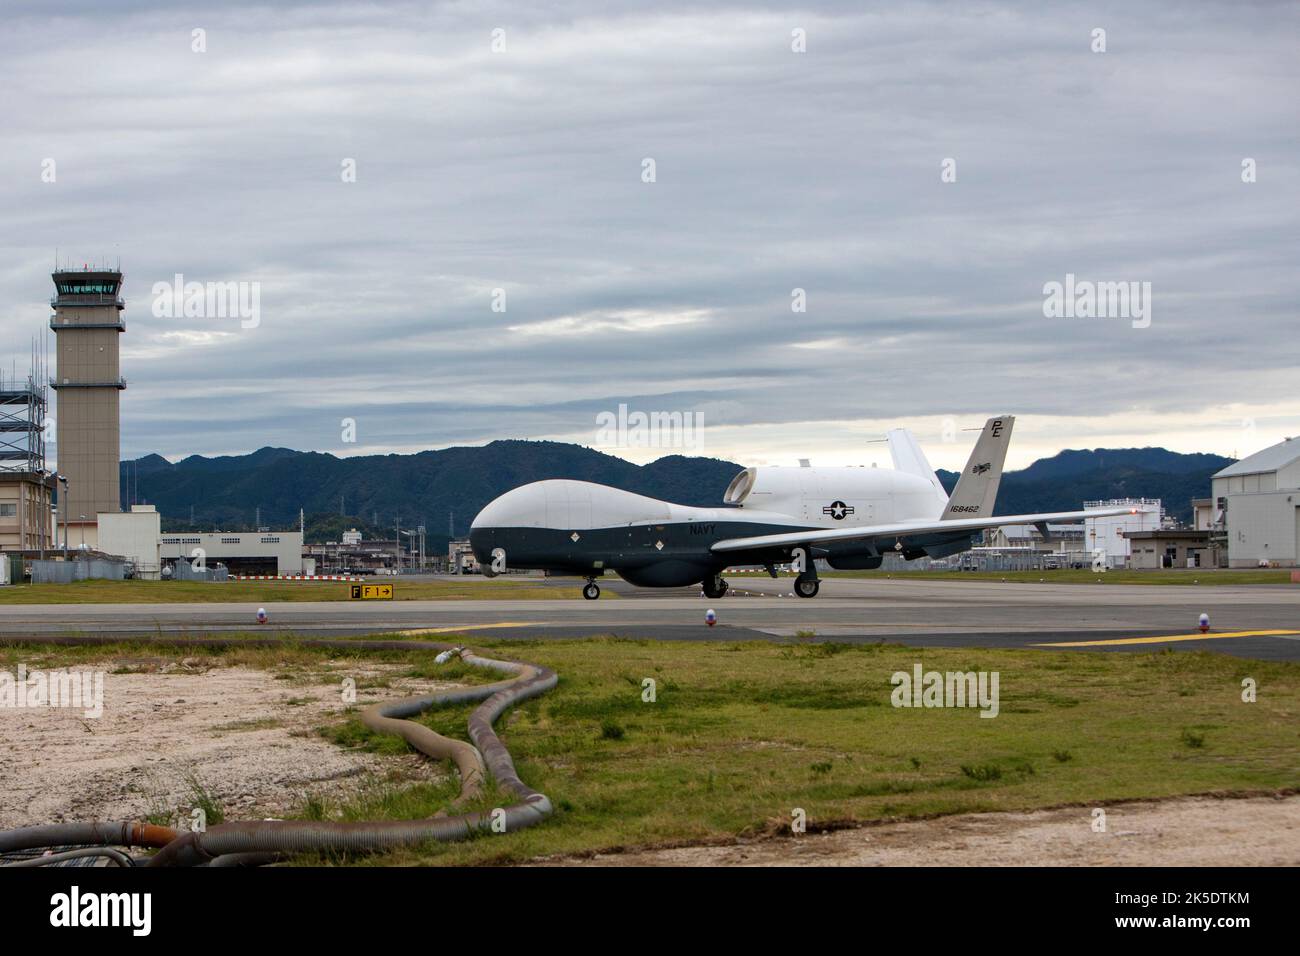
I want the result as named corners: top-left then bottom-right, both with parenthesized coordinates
top-left (2, 577), bottom-right (1298, 660)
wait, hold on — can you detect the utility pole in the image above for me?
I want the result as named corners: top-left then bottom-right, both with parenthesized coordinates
top-left (56, 474), bottom-right (68, 559)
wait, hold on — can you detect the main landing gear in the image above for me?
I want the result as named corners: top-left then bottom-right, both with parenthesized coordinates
top-left (788, 545), bottom-right (819, 598)
top-left (583, 578), bottom-right (601, 600)
top-left (702, 574), bottom-right (729, 599)
top-left (793, 575), bottom-right (820, 599)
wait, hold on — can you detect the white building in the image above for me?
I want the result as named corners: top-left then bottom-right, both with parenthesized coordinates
top-left (159, 529), bottom-right (304, 576)
top-left (985, 522), bottom-right (1085, 553)
top-left (1083, 498), bottom-right (1162, 569)
top-left (97, 505), bottom-right (162, 579)
top-left (1213, 436), bottom-right (1300, 568)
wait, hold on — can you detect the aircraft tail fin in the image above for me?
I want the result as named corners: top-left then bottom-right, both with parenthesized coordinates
top-left (941, 415), bottom-right (1015, 520)
top-left (887, 428), bottom-right (949, 511)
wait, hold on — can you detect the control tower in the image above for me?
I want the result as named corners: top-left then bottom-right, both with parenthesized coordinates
top-left (50, 266), bottom-right (126, 548)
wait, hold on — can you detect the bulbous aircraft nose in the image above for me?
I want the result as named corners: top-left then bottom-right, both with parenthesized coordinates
top-left (469, 482), bottom-right (548, 566)
top-left (471, 482), bottom-right (546, 530)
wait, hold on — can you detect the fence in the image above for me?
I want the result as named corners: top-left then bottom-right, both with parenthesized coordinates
top-left (30, 558), bottom-right (127, 584)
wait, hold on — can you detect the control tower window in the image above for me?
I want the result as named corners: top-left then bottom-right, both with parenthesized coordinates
top-left (57, 281), bottom-right (118, 295)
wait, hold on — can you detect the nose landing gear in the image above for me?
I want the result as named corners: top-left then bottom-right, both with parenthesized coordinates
top-left (582, 578), bottom-right (601, 600)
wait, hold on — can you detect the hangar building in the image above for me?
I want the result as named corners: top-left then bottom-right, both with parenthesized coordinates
top-left (159, 530), bottom-right (304, 576)
top-left (1213, 436), bottom-right (1300, 568)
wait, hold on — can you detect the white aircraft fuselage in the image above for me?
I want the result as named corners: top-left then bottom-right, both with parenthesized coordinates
top-left (470, 467), bottom-right (948, 590)
top-left (470, 416), bottom-right (1133, 599)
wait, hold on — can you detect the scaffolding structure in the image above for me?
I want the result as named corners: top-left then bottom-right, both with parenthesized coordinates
top-left (0, 374), bottom-right (47, 475)
top-left (0, 339), bottom-right (56, 557)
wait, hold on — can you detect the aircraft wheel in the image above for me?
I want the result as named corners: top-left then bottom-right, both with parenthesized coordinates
top-left (702, 575), bottom-right (729, 599)
top-left (794, 578), bottom-right (820, 599)
top-left (582, 582), bottom-right (601, 600)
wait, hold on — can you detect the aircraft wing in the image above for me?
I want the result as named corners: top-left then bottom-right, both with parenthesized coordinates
top-left (710, 506), bottom-right (1139, 553)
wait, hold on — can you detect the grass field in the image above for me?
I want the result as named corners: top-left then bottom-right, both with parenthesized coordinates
top-left (0, 577), bottom-right (585, 604)
top-left (339, 637), bottom-right (1298, 865)
top-left (820, 568), bottom-right (1296, 586)
top-left (7, 632), bottom-right (1296, 865)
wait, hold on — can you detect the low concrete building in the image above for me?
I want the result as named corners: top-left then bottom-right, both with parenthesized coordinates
top-left (160, 529), bottom-right (304, 576)
top-left (1124, 529), bottom-right (1212, 570)
top-left (984, 522), bottom-right (1084, 553)
top-left (0, 471), bottom-right (56, 554)
top-left (97, 504), bottom-right (162, 578)
top-left (448, 537), bottom-right (478, 574)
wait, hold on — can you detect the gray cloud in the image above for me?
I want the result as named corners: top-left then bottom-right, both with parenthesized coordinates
top-left (1, 0), bottom-right (1297, 466)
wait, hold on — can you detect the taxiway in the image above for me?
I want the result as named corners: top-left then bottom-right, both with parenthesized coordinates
top-left (2, 577), bottom-right (1297, 659)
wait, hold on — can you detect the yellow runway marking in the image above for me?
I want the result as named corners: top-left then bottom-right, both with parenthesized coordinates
top-left (1034, 629), bottom-right (1300, 648)
top-left (396, 623), bottom-right (540, 636)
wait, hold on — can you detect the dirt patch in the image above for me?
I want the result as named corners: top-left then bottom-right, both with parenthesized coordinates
top-left (538, 794), bottom-right (1300, 866)
top-left (0, 658), bottom-right (455, 829)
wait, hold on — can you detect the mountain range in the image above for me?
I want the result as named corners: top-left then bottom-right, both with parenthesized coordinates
top-left (118, 441), bottom-right (1231, 543)
top-left (935, 447), bottom-right (1230, 523)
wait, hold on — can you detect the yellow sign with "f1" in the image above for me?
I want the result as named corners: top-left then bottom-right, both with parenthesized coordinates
top-left (350, 583), bottom-right (394, 600)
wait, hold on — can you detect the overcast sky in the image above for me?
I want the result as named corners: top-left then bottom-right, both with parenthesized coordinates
top-left (2, 0), bottom-right (1297, 473)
